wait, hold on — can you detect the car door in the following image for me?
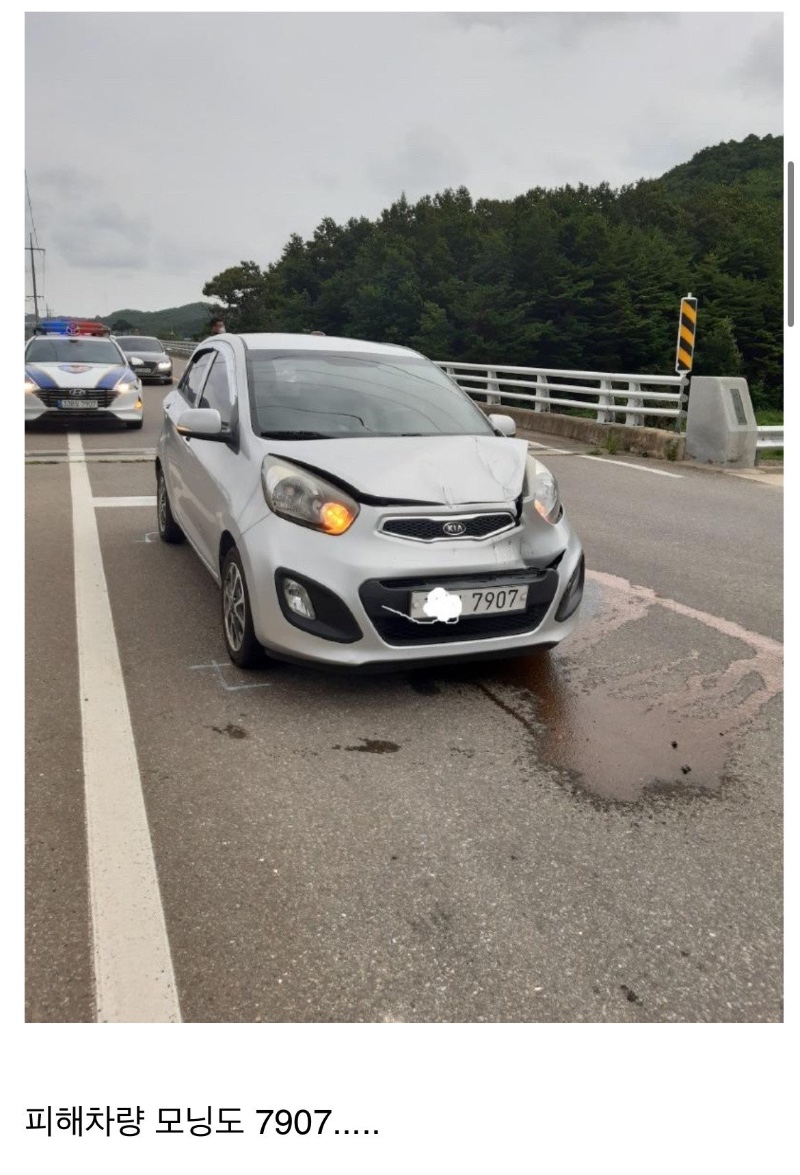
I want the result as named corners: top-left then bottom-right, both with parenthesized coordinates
top-left (161, 349), bottom-right (215, 556)
top-left (178, 347), bottom-right (241, 571)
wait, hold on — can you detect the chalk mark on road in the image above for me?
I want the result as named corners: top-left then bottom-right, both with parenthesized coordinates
top-left (190, 659), bottom-right (273, 692)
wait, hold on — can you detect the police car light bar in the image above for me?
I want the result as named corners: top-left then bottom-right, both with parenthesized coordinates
top-left (34, 318), bottom-right (110, 337)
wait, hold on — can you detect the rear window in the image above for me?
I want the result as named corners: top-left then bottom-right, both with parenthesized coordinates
top-left (116, 336), bottom-right (162, 351)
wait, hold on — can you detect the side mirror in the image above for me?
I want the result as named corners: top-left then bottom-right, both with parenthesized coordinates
top-left (488, 413), bottom-right (517, 437)
top-left (176, 407), bottom-right (227, 440)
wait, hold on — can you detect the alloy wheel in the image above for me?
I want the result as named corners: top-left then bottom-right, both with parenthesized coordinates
top-left (223, 561), bottom-right (246, 652)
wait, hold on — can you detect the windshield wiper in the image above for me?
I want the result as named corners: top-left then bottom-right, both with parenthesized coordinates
top-left (259, 430), bottom-right (333, 440)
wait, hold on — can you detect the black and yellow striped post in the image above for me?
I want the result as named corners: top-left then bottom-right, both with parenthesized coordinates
top-left (675, 292), bottom-right (698, 374)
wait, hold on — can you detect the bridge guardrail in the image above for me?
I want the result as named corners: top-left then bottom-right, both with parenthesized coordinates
top-left (435, 361), bottom-right (688, 430)
top-left (755, 426), bottom-right (784, 463)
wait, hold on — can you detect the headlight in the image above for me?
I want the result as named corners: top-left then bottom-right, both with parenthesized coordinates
top-left (261, 456), bottom-right (359, 535)
top-left (114, 377), bottom-right (138, 393)
top-left (25, 377), bottom-right (39, 394)
top-left (523, 456), bottom-right (561, 523)
top-left (157, 361), bottom-right (171, 369)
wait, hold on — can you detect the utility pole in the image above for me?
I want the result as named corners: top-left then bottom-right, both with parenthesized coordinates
top-left (26, 234), bottom-right (45, 325)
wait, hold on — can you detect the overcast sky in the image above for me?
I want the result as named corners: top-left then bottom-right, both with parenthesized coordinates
top-left (24, 9), bottom-right (784, 318)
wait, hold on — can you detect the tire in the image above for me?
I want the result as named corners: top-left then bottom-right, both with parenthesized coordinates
top-left (156, 467), bottom-right (185, 544)
top-left (126, 420), bottom-right (144, 430)
top-left (221, 546), bottom-right (264, 668)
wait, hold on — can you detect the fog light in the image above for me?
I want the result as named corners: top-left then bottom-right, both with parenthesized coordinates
top-left (283, 578), bottom-right (315, 619)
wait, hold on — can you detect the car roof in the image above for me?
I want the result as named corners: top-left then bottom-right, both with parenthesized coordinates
top-left (236, 333), bottom-right (419, 357)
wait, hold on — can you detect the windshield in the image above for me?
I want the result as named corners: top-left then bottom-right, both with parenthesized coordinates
top-left (26, 338), bottom-right (124, 364)
top-left (115, 336), bottom-right (162, 352)
top-left (247, 350), bottom-right (495, 439)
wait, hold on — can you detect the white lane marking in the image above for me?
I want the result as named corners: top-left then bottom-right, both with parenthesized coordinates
top-left (527, 441), bottom-right (684, 476)
top-left (527, 441), bottom-right (573, 455)
top-left (583, 569), bottom-right (783, 729)
top-left (68, 432), bottom-right (181, 1023)
top-left (588, 569), bottom-right (782, 654)
top-left (94, 496), bottom-right (157, 508)
top-left (581, 455), bottom-right (683, 478)
top-left (26, 453), bottom-right (155, 465)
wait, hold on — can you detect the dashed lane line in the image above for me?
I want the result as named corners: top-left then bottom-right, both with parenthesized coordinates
top-left (27, 449), bottom-right (156, 465)
top-left (527, 441), bottom-right (684, 477)
top-left (68, 432), bottom-right (181, 1023)
top-left (580, 454), bottom-right (683, 478)
top-left (94, 496), bottom-right (157, 508)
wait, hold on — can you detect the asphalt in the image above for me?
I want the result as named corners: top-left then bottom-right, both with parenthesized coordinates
top-left (24, 376), bottom-right (784, 1023)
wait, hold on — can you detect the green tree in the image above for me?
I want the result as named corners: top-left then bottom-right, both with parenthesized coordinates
top-left (197, 134), bottom-right (783, 408)
top-left (202, 261), bottom-right (269, 330)
top-left (410, 302), bottom-right (452, 358)
top-left (693, 316), bottom-right (743, 377)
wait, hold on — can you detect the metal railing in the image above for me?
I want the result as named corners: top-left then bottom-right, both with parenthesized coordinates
top-left (755, 426), bottom-right (784, 463)
top-left (434, 360), bottom-right (688, 429)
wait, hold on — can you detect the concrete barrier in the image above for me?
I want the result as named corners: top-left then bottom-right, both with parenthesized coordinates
top-left (480, 404), bottom-right (685, 460)
top-left (684, 377), bottom-right (757, 466)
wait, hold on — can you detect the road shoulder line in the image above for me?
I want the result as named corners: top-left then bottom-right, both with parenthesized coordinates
top-left (68, 432), bottom-right (181, 1022)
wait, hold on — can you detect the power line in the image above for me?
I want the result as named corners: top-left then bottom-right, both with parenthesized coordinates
top-left (25, 171), bottom-right (40, 250)
top-left (25, 171), bottom-right (46, 320)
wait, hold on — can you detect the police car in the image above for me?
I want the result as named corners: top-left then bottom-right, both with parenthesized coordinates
top-left (25, 318), bottom-right (144, 429)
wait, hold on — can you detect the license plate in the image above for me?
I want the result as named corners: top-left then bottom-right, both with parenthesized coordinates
top-left (59, 400), bottom-right (98, 409)
top-left (410, 584), bottom-right (529, 620)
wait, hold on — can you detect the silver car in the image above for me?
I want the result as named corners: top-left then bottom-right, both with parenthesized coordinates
top-left (114, 335), bottom-right (173, 384)
top-left (156, 333), bottom-right (584, 670)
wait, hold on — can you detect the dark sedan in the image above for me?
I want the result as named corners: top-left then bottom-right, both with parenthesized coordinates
top-left (114, 336), bottom-right (173, 384)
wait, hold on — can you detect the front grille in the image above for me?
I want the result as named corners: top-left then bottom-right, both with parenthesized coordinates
top-left (36, 389), bottom-right (117, 408)
top-left (381, 512), bottom-right (515, 542)
top-left (359, 568), bottom-right (559, 646)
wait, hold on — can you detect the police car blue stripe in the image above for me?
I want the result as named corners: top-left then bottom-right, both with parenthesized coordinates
top-left (95, 366), bottom-right (131, 389)
top-left (25, 363), bottom-right (59, 389)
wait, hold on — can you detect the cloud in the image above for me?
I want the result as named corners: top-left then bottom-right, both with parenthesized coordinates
top-left (446, 12), bottom-right (678, 48)
top-left (34, 167), bottom-right (152, 270)
top-left (367, 131), bottom-right (468, 203)
top-left (739, 17), bottom-right (784, 99)
top-left (24, 11), bottom-right (784, 315)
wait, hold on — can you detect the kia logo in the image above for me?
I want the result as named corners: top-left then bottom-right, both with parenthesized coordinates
top-left (443, 521), bottom-right (467, 536)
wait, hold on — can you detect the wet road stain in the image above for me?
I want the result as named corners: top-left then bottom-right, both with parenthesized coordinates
top-left (479, 572), bottom-right (783, 803)
top-left (211, 723), bottom-right (249, 739)
top-left (620, 984), bottom-right (641, 1005)
top-left (333, 738), bottom-right (401, 754)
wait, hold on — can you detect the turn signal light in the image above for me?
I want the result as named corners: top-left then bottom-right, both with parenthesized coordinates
top-left (319, 501), bottom-right (355, 534)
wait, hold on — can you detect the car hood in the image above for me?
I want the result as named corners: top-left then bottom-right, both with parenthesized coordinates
top-left (124, 350), bottom-right (167, 360)
top-left (265, 434), bottom-right (529, 505)
top-left (25, 361), bottom-right (139, 389)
